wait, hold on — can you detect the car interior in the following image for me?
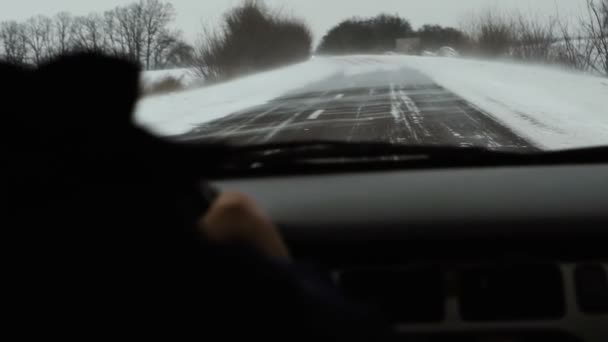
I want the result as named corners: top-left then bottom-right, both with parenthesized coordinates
top-left (4, 0), bottom-right (607, 340)
top-left (210, 151), bottom-right (608, 342)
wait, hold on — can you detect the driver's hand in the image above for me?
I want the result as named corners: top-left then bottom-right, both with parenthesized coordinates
top-left (199, 192), bottom-right (290, 260)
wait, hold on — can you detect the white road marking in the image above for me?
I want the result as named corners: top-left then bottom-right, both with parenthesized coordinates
top-left (308, 109), bottom-right (325, 120)
top-left (445, 125), bottom-right (464, 138)
top-left (214, 104), bottom-right (282, 136)
top-left (389, 83), bottom-right (400, 121)
top-left (334, 94), bottom-right (344, 99)
top-left (262, 113), bottom-right (300, 142)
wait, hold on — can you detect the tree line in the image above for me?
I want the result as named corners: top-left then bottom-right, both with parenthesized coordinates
top-left (194, 0), bottom-right (312, 82)
top-left (3, 0), bottom-right (606, 78)
top-left (316, 14), bottom-right (414, 54)
top-left (316, 15), bottom-right (470, 55)
top-left (0, 0), bottom-right (194, 70)
top-left (461, 0), bottom-right (608, 75)
top-left (317, 0), bottom-right (607, 76)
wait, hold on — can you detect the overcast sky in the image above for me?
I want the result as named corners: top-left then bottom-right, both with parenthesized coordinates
top-left (0, 0), bottom-right (587, 42)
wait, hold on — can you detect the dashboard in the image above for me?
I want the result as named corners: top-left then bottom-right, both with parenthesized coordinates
top-left (211, 163), bottom-right (608, 341)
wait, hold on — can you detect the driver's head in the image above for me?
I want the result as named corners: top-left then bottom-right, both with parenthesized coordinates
top-left (4, 53), bottom-right (217, 258)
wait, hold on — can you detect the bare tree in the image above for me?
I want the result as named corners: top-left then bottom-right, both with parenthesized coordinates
top-left (0, 21), bottom-right (29, 64)
top-left (151, 29), bottom-right (183, 68)
top-left (194, 1), bottom-right (313, 81)
top-left (72, 14), bottom-right (106, 51)
top-left (101, 10), bottom-right (128, 57)
top-left (109, 0), bottom-right (178, 69)
top-left (141, 0), bottom-right (175, 69)
top-left (54, 12), bottom-right (74, 55)
top-left (511, 12), bottom-right (557, 62)
top-left (112, 3), bottom-right (146, 63)
top-left (603, 0), bottom-right (608, 28)
top-left (549, 0), bottom-right (608, 76)
top-left (554, 18), bottom-right (597, 72)
top-left (462, 8), bottom-right (515, 57)
top-left (583, 0), bottom-right (608, 75)
top-left (2, 0), bottom-right (179, 68)
top-left (162, 38), bottom-right (194, 68)
top-left (24, 15), bottom-right (55, 65)
top-left (195, 26), bottom-right (225, 80)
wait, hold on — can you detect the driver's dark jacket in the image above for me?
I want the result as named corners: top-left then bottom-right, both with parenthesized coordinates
top-left (3, 54), bottom-right (383, 341)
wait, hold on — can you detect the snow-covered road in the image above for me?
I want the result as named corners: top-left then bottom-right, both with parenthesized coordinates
top-left (136, 55), bottom-right (608, 151)
top-left (178, 63), bottom-right (535, 151)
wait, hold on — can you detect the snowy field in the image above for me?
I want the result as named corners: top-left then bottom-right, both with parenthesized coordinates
top-left (400, 56), bottom-right (608, 150)
top-left (136, 55), bottom-right (608, 150)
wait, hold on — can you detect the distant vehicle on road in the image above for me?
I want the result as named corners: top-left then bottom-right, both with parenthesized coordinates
top-left (420, 47), bottom-right (459, 58)
top-left (437, 46), bottom-right (460, 57)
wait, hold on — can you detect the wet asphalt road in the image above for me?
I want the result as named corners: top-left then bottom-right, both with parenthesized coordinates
top-left (180, 60), bottom-right (536, 152)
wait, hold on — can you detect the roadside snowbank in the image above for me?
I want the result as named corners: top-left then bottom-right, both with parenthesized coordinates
top-left (136, 55), bottom-right (608, 150)
top-left (395, 56), bottom-right (608, 150)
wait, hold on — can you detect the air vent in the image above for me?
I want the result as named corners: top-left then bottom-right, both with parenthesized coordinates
top-left (459, 264), bottom-right (565, 321)
top-left (574, 264), bottom-right (608, 314)
top-left (338, 267), bottom-right (444, 323)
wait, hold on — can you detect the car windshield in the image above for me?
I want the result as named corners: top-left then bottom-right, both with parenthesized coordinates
top-left (3, 0), bottom-right (608, 154)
